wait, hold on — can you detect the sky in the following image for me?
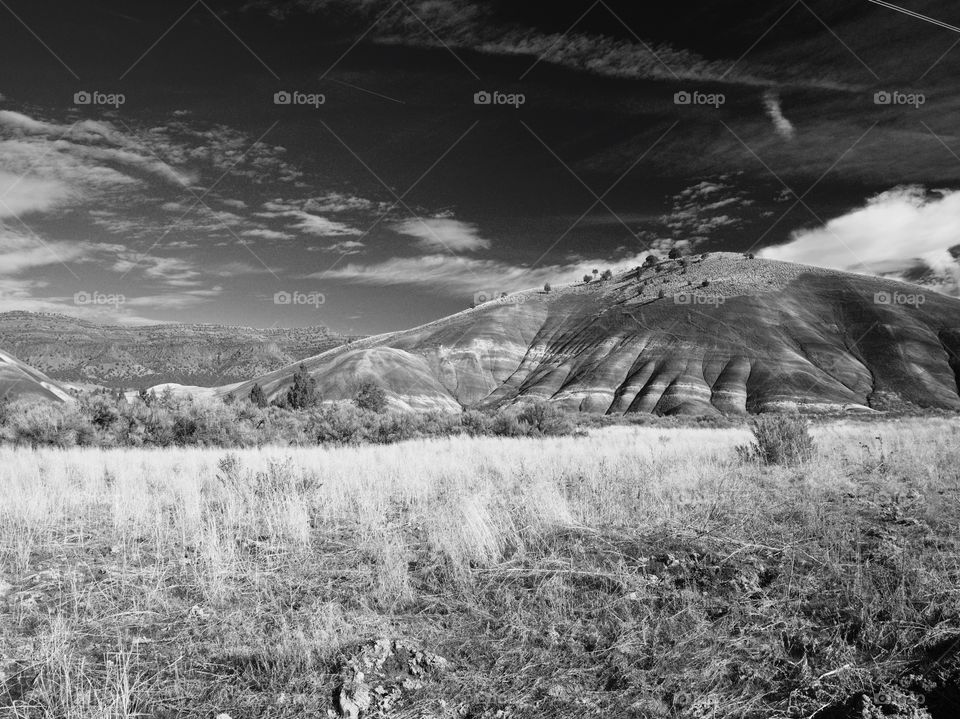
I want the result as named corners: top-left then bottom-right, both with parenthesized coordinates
top-left (2, 0), bottom-right (960, 334)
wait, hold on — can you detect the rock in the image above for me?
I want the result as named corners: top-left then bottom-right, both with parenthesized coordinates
top-left (333, 639), bottom-right (448, 717)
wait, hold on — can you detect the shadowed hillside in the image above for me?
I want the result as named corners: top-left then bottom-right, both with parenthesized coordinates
top-left (228, 254), bottom-right (960, 415)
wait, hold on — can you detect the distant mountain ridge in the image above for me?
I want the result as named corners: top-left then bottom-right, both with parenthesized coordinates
top-left (0, 313), bottom-right (356, 388)
top-left (224, 253), bottom-right (960, 415)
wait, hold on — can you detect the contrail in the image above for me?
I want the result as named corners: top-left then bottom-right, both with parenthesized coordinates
top-left (866, 0), bottom-right (960, 34)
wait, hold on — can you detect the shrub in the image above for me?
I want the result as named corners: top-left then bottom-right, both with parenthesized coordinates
top-left (739, 415), bottom-right (815, 465)
top-left (644, 255), bottom-right (657, 267)
top-left (583, 274), bottom-right (592, 283)
top-left (657, 288), bottom-right (666, 298)
top-left (249, 383), bottom-right (269, 408)
top-left (283, 364), bottom-right (319, 410)
top-left (668, 248), bottom-right (682, 259)
top-left (543, 282), bottom-right (552, 293)
top-left (745, 252), bottom-right (755, 259)
top-left (461, 409), bottom-right (492, 436)
top-left (354, 380), bottom-right (388, 413)
top-left (600, 269), bottom-right (613, 280)
top-left (516, 400), bottom-right (574, 437)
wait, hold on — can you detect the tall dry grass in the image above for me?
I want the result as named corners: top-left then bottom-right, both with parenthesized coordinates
top-left (1, 418), bottom-right (959, 717)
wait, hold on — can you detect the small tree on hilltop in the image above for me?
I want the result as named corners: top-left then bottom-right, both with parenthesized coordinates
top-left (544, 282), bottom-right (552, 293)
top-left (354, 380), bottom-right (388, 413)
top-left (601, 269), bottom-right (613, 280)
top-left (668, 248), bottom-right (683, 260)
top-left (583, 274), bottom-right (592, 283)
top-left (285, 364), bottom-right (319, 410)
top-left (644, 255), bottom-right (657, 267)
top-left (249, 383), bottom-right (268, 408)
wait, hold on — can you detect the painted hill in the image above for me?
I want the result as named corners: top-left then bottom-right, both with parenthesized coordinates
top-left (0, 313), bottom-right (355, 389)
top-left (225, 254), bottom-right (960, 416)
top-left (0, 349), bottom-right (73, 403)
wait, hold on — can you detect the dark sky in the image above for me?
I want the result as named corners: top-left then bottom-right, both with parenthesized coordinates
top-left (2, 0), bottom-right (960, 333)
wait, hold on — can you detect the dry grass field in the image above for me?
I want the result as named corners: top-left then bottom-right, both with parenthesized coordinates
top-left (1, 419), bottom-right (959, 718)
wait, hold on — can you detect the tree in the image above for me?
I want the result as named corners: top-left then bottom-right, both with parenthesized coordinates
top-left (592, 269), bottom-right (599, 277)
top-left (668, 248), bottom-right (683, 260)
top-left (657, 288), bottom-right (666, 299)
top-left (583, 274), bottom-right (592, 283)
top-left (644, 255), bottom-right (657, 267)
top-left (600, 269), bottom-right (613, 280)
top-left (543, 282), bottom-right (552, 293)
top-left (285, 364), bottom-right (319, 410)
top-left (354, 380), bottom-right (388, 413)
top-left (249, 383), bottom-right (268, 408)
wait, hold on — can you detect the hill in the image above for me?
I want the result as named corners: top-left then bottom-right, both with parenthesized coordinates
top-left (0, 313), bottom-right (355, 389)
top-left (0, 348), bottom-right (73, 403)
top-left (226, 253), bottom-right (960, 415)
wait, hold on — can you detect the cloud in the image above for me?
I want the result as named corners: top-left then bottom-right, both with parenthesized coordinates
top-left (0, 230), bottom-right (91, 274)
top-left (290, 211), bottom-right (361, 236)
top-left (392, 217), bottom-right (492, 252)
top-left (245, 1), bottom-right (777, 85)
top-left (242, 228), bottom-right (296, 240)
top-left (763, 90), bottom-right (796, 140)
top-left (304, 192), bottom-right (388, 214)
top-left (124, 287), bottom-right (223, 309)
top-left (643, 176), bottom-right (751, 253)
top-left (259, 199), bottom-right (362, 236)
top-left (759, 186), bottom-right (960, 294)
top-left (321, 240), bottom-right (365, 255)
top-left (110, 255), bottom-right (204, 288)
top-left (312, 249), bottom-right (666, 297)
top-left (0, 172), bottom-right (73, 218)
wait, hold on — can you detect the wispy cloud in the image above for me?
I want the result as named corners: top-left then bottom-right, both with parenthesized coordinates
top-left (259, 199), bottom-right (363, 236)
top-left (763, 90), bottom-right (796, 140)
top-left (312, 249), bottom-right (663, 298)
top-left (392, 217), bottom-right (492, 252)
